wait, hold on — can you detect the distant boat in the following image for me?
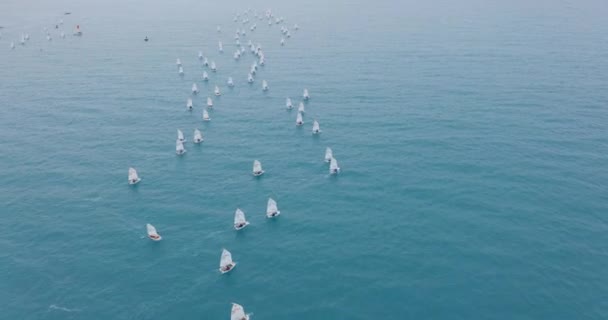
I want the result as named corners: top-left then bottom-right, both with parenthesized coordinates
top-left (202, 71), bottom-right (209, 81)
top-left (266, 198), bottom-right (280, 218)
top-left (298, 102), bottom-right (305, 113)
top-left (286, 97), bottom-right (293, 109)
top-left (187, 98), bottom-right (193, 110)
top-left (247, 73), bottom-right (254, 83)
top-left (198, 51), bottom-right (203, 60)
top-left (128, 167), bottom-right (141, 185)
top-left (312, 120), bottom-right (321, 134)
top-left (207, 97), bottom-right (213, 108)
top-left (192, 83), bottom-right (198, 94)
top-left (20, 35), bottom-right (25, 45)
top-left (303, 88), bottom-right (310, 100)
top-left (144, 36), bottom-right (149, 42)
top-left (176, 58), bottom-right (181, 66)
top-left (296, 112), bottom-right (304, 126)
top-left (178, 66), bottom-right (184, 75)
top-left (193, 129), bottom-right (203, 143)
top-left (177, 129), bottom-right (186, 142)
top-left (329, 157), bottom-right (340, 174)
top-left (262, 80), bottom-right (268, 91)
top-left (210, 61), bottom-right (217, 72)
top-left (280, 38), bottom-right (285, 46)
top-left (61, 32), bottom-right (65, 38)
top-left (294, 24), bottom-right (299, 30)
top-left (231, 303), bottom-right (250, 320)
top-left (46, 35), bottom-right (52, 41)
top-left (73, 25), bottom-right (82, 36)
top-left (227, 77), bottom-right (234, 87)
top-left (24, 33), bottom-right (29, 40)
top-left (203, 57), bottom-right (209, 66)
top-left (218, 41), bottom-right (223, 52)
top-left (176, 140), bottom-right (186, 155)
top-left (234, 208), bottom-right (249, 230)
top-left (203, 109), bottom-right (211, 121)
top-left (217, 25), bottom-right (221, 33)
top-left (10, 42), bottom-right (14, 49)
top-left (219, 248), bottom-right (236, 274)
top-left (325, 147), bottom-right (333, 162)
top-left (236, 39), bottom-right (240, 46)
top-left (214, 85), bottom-right (221, 96)
top-left (146, 224), bottom-right (162, 241)
top-left (252, 160), bottom-right (264, 176)
top-left (233, 51), bottom-right (240, 60)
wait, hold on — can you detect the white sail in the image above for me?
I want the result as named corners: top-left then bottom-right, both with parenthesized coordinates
top-left (146, 223), bottom-right (161, 241)
top-left (247, 74), bottom-right (254, 83)
top-left (217, 25), bottom-right (221, 33)
top-left (330, 157), bottom-right (340, 174)
top-left (176, 58), bottom-right (181, 66)
top-left (192, 83), bottom-right (198, 94)
top-left (203, 57), bottom-right (209, 66)
top-left (253, 160), bottom-right (263, 175)
top-left (280, 38), bottom-right (285, 45)
top-left (298, 102), bottom-right (305, 113)
top-left (325, 147), bottom-right (333, 162)
top-left (211, 61), bottom-right (217, 71)
top-left (215, 85), bottom-right (221, 96)
top-left (236, 39), bottom-right (241, 46)
top-left (203, 109), bottom-right (211, 121)
top-left (234, 208), bottom-right (249, 230)
top-left (266, 198), bottom-right (280, 217)
top-left (296, 112), bottom-right (303, 126)
top-left (177, 129), bottom-right (185, 142)
top-left (198, 51), bottom-right (203, 60)
top-left (10, 42), bottom-right (15, 49)
top-left (262, 80), bottom-right (268, 91)
top-left (303, 88), bottom-right (309, 100)
top-left (203, 71), bottom-right (209, 81)
top-left (176, 140), bottom-right (186, 155)
top-left (234, 51), bottom-right (240, 60)
top-left (218, 41), bottom-right (223, 52)
top-left (312, 120), bottom-right (321, 134)
top-left (286, 98), bottom-right (293, 109)
top-left (227, 77), bottom-right (234, 87)
top-left (178, 66), bottom-right (184, 75)
top-left (231, 303), bottom-right (249, 320)
top-left (194, 129), bottom-right (203, 143)
top-left (219, 248), bottom-right (235, 272)
top-left (187, 98), bottom-right (193, 110)
top-left (128, 167), bottom-right (140, 184)
top-left (207, 97), bottom-right (213, 107)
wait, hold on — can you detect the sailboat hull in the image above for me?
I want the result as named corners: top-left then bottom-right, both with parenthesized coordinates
top-left (129, 178), bottom-right (141, 185)
top-left (252, 170), bottom-right (264, 177)
top-left (219, 263), bottom-right (237, 274)
top-left (266, 211), bottom-right (281, 218)
top-left (234, 222), bottom-right (250, 231)
top-left (148, 235), bottom-right (162, 241)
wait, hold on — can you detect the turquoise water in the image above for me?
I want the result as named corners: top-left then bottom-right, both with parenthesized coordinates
top-left (1, 0), bottom-right (608, 319)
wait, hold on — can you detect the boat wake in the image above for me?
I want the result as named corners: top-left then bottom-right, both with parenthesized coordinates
top-left (49, 304), bottom-right (80, 312)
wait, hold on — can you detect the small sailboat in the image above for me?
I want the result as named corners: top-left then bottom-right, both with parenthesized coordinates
top-left (286, 98), bottom-right (293, 109)
top-left (227, 77), bottom-right (234, 87)
top-left (259, 57), bottom-right (265, 66)
top-left (202, 71), bottom-right (209, 81)
top-left (46, 35), bottom-right (52, 41)
top-left (210, 61), bottom-right (217, 72)
top-left (329, 157), bottom-right (340, 174)
top-left (73, 25), bottom-right (82, 36)
top-left (247, 73), bottom-right (254, 83)
top-left (24, 33), bottom-right (30, 40)
top-left (252, 160), bottom-right (264, 176)
top-left (203, 57), bottom-right (209, 66)
top-left (198, 51), bottom-right (203, 60)
top-left (219, 248), bottom-right (236, 274)
top-left (217, 25), bottom-right (221, 33)
top-left (61, 32), bottom-right (65, 38)
top-left (146, 223), bottom-right (162, 241)
top-left (280, 38), bottom-right (285, 46)
top-left (266, 198), bottom-right (280, 218)
top-left (128, 167), bottom-right (141, 185)
top-left (234, 208), bottom-right (249, 230)
top-left (207, 97), bottom-right (213, 108)
top-left (262, 80), bottom-right (268, 91)
top-left (192, 83), bottom-right (198, 94)
top-left (176, 58), bottom-right (182, 66)
top-left (176, 140), bottom-right (186, 155)
top-left (303, 88), bottom-right (310, 100)
top-left (294, 23), bottom-right (299, 30)
top-left (312, 120), bottom-right (321, 134)
top-left (236, 39), bottom-right (241, 46)
top-left (178, 66), bottom-right (184, 75)
top-left (325, 147), bottom-right (333, 162)
top-left (203, 109), bottom-right (211, 121)
top-left (298, 102), bottom-right (305, 113)
top-left (296, 112), bottom-right (304, 126)
top-left (214, 85), bottom-right (221, 96)
top-left (193, 129), bottom-right (203, 143)
top-left (10, 42), bottom-right (15, 49)
top-left (20, 35), bottom-right (25, 45)
top-left (187, 98), bottom-right (193, 110)
top-left (177, 129), bottom-right (186, 142)
top-left (231, 303), bottom-right (250, 320)
top-left (218, 41), bottom-right (223, 52)
top-left (233, 51), bottom-right (240, 60)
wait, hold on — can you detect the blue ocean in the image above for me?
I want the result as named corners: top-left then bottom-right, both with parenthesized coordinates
top-left (1, 0), bottom-right (607, 319)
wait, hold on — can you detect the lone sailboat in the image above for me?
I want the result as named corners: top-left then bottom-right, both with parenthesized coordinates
top-left (214, 85), bottom-right (221, 96)
top-left (266, 198), bottom-right (280, 218)
top-left (286, 97), bottom-right (293, 109)
top-left (128, 167), bottom-right (141, 185)
top-left (187, 98), bottom-right (193, 110)
top-left (296, 112), bottom-right (304, 126)
top-left (192, 83), bottom-right (199, 94)
top-left (219, 248), bottom-right (236, 274)
top-left (262, 80), bottom-right (268, 91)
top-left (146, 224), bottom-right (161, 241)
top-left (193, 129), bottom-right (203, 143)
top-left (203, 109), bottom-right (211, 121)
top-left (207, 97), bottom-right (213, 108)
top-left (312, 120), bottom-right (321, 134)
top-left (176, 140), bottom-right (186, 155)
top-left (231, 303), bottom-right (250, 320)
top-left (303, 88), bottom-right (310, 100)
top-left (329, 157), bottom-right (340, 174)
top-left (325, 147), bottom-right (333, 162)
top-left (252, 160), bottom-right (264, 176)
top-left (234, 208), bottom-right (249, 230)
top-left (177, 129), bottom-right (186, 142)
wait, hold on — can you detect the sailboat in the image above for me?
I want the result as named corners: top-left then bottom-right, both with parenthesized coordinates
top-left (207, 97), bottom-right (213, 108)
top-left (219, 248), bottom-right (236, 274)
top-left (218, 41), bottom-right (223, 52)
top-left (296, 112), bottom-right (304, 126)
top-left (178, 66), bottom-right (184, 75)
top-left (234, 208), bottom-right (249, 230)
top-left (198, 51), bottom-right (203, 60)
top-left (329, 157), bottom-right (340, 174)
top-left (236, 39), bottom-right (241, 46)
top-left (192, 83), bottom-right (199, 94)
top-left (20, 35), bottom-right (25, 45)
top-left (280, 38), bottom-right (285, 46)
top-left (146, 224), bottom-right (162, 241)
top-left (187, 98), bottom-right (193, 110)
top-left (227, 77), bottom-right (234, 87)
top-left (312, 120), bottom-right (321, 134)
top-left (286, 98), bottom-right (293, 109)
top-left (210, 61), bottom-right (217, 72)
top-left (231, 303), bottom-right (250, 320)
top-left (262, 80), bottom-right (268, 91)
top-left (234, 51), bottom-right (240, 60)
top-left (203, 71), bottom-right (209, 81)
top-left (176, 58), bottom-right (182, 66)
top-left (46, 35), bottom-right (52, 41)
top-left (203, 57), bottom-right (209, 66)
top-left (176, 140), bottom-right (186, 155)
top-left (252, 160), bottom-right (264, 176)
top-left (325, 147), bottom-right (333, 162)
top-left (266, 198), bottom-right (280, 218)
top-left (193, 129), bottom-right (203, 143)
top-left (177, 129), bottom-right (186, 142)
top-left (298, 102), bottom-right (305, 113)
top-left (294, 24), bottom-right (299, 30)
top-left (10, 42), bottom-right (15, 49)
top-left (217, 25), bottom-right (221, 33)
top-left (247, 73), bottom-right (254, 83)
top-left (303, 88), bottom-right (310, 100)
top-left (214, 85), bottom-right (221, 96)
top-left (128, 167), bottom-right (141, 185)
top-left (203, 109), bottom-right (211, 121)
top-left (61, 32), bottom-right (65, 38)
top-left (73, 25), bottom-right (82, 36)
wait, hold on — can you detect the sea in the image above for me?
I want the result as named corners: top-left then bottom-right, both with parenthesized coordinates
top-left (1, 0), bottom-right (607, 319)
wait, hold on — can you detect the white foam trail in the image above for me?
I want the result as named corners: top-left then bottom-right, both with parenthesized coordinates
top-left (49, 304), bottom-right (80, 312)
